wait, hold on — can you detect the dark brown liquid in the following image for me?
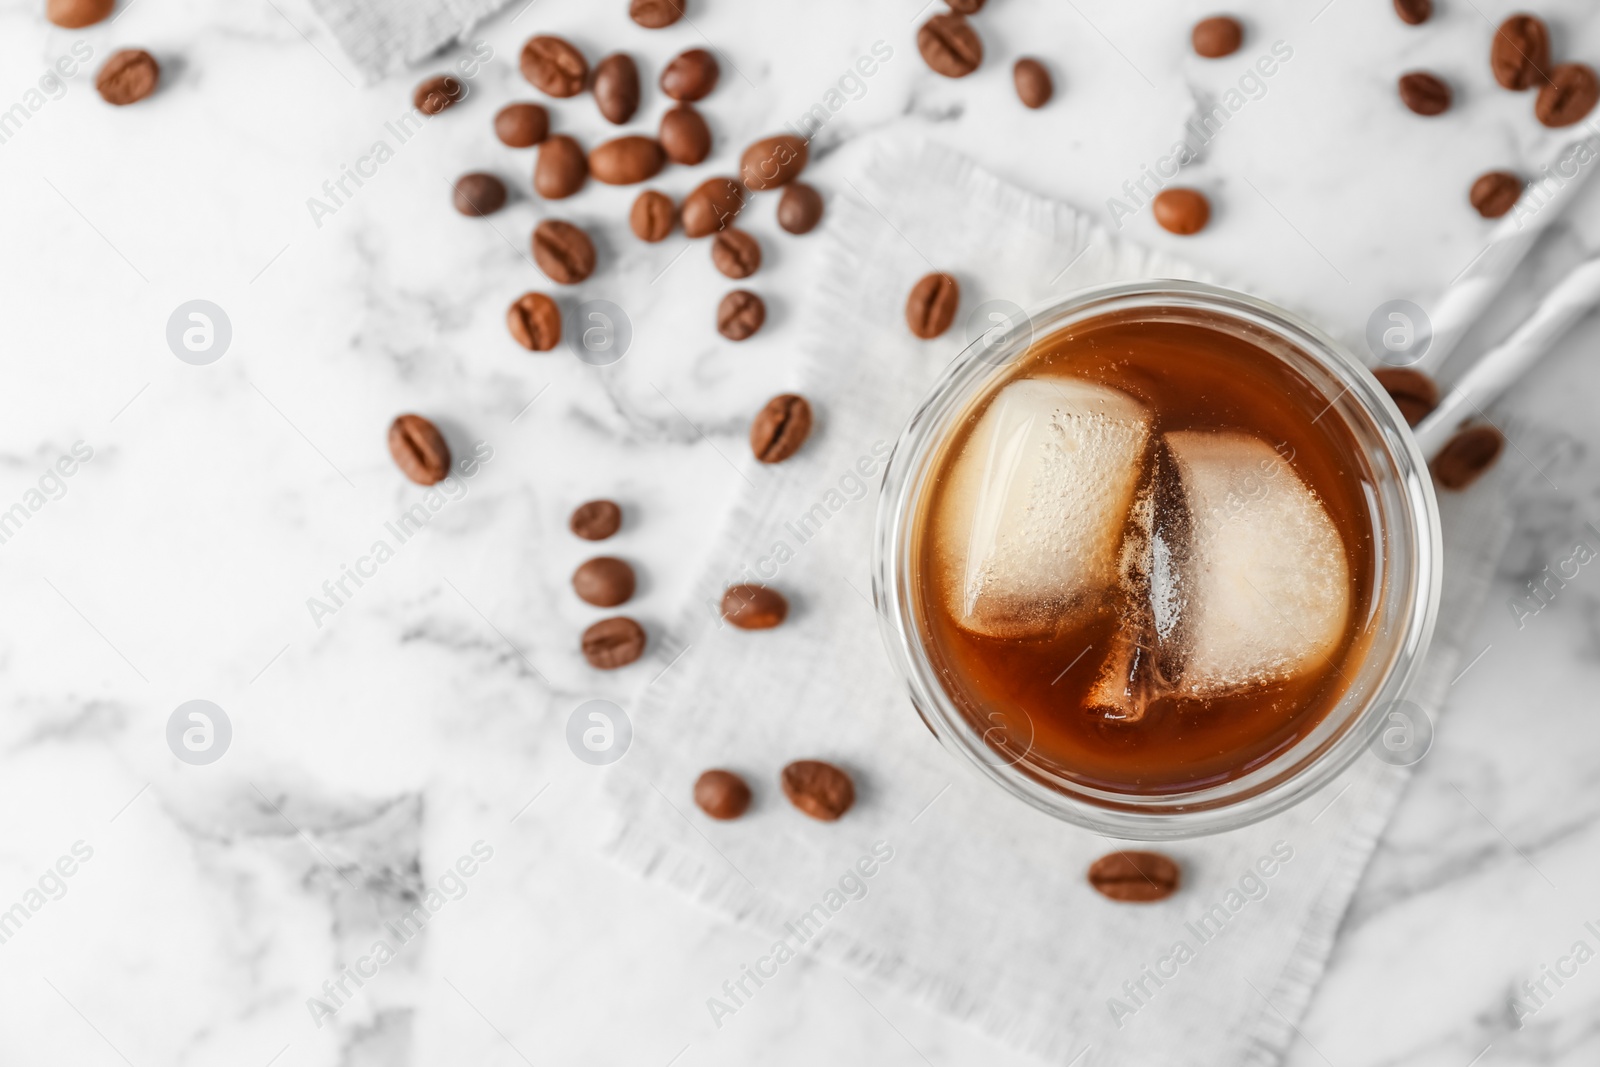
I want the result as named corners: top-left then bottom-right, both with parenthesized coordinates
top-left (912, 310), bottom-right (1377, 795)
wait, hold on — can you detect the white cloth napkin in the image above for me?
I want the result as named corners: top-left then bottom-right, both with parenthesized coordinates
top-left (307, 0), bottom-right (510, 81)
top-left (601, 138), bottom-right (1511, 1065)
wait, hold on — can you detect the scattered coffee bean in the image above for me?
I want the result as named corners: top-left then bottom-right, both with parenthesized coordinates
top-left (414, 74), bottom-right (464, 115)
top-left (532, 220), bottom-right (597, 284)
top-left (659, 103), bottom-right (712, 165)
top-left (917, 13), bottom-right (982, 78)
top-left (629, 0), bottom-right (683, 29)
top-left (1372, 367), bottom-right (1440, 427)
top-left (581, 616), bottom-right (647, 669)
top-left (946, 0), bottom-right (985, 11)
top-left (1013, 58), bottom-right (1053, 108)
top-left (711, 229), bottom-right (761, 279)
top-left (1536, 64), bottom-right (1600, 128)
top-left (1087, 851), bottom-right (1181, 903)
top-left (521, 35), bottom-right (588, 97)
top-left (494, 102), bottom-right (549, 147)
top-left (589, 135), bottom-right (666, 185)
top-left (739, 135), bottom-right (808, 191)
top-left (534, 134), bottom-right (589, 199)
top-left (1393, 0), bottom-right (1431, 25)
top-left (1398, 71), bottom-right (1451, 116)
top-left (1432, 425), bottom-right (1504, 490)
top-left (47, 0), bottom-right (112, 28)
top-left (781, 761), bottom-right (854, 821)
top-left (388, 414), bottom-right (451, 486)
top-left (573, 557), bottom-right (636, 607)
top-left (749, 393), bottom-right (813, 463)
top-left (905, 272), bottom-right (960, 339)
top-left (777, 183), bottom-right (824, 235)
top-left (682, 177), bottom-right (747, 237)
top-left (507, 292), bottom-right (561, 351)
top-left (721, 583), bottom-right (788, 629)
top-left (694, 770), bottom-right (751, 820)
top-left (96, 49), bottom-right (159, 106)
top-left (1191, 16), bottom-right (1243, 58)
top-left (452, 172), bottom-right (507, 216)
top-left (1491, 14), bottom-right (1549, 91)
top-left (717, 290), bottom-right (765, 340)
top-left (594, 53), bottom-right (640, 125)
top-left (630, 190), bottom-right (676, 242)
top-left (1152, 187), bottom-right (1210, 235)
top-left (660, 48), bottom-right (719, 101)
top-left (1470, 170), bottom-right (1522, 219)
top-left (570, 499), bottom-right (622, 540)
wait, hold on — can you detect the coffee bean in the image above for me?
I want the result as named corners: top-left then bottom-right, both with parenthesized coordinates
top-left (1432, 425), bottom-right (1504, 490)
top-left (1372, 367), bottom-right (1440, 427)
top-left (739, 135), bottom-right (808, 191)
top-left (1152, 188), bottom-right (1211, 235)
top-left (1469, 171), bottom-right (1522, 219)
top-left (534, 134), bottom-right (589, 199)
top-left (581, 616), bottom-right (646, 669)
top-left (1398, 71), bottom-right (1451, 116)
top-left (631, 190), bottom-right (676, 242)
top-left (1087, 851), bottom-right (1181, 903)
top-left (660, 48), bottom-right (719, 101)
top-left (918, 13), bottom-right (982, 78)
top-left (1393, 0), bottom-right (1431, 25)
top-left (682, 177), bottom-right (747, 237)
top-left (47, 0), bottom-right (112, 28)
top-left (629, 0), bottom-right (683, 29)
top-left (387, 414), bottom-right (451, 486)
top-left (1191, 16), bottom-right (1242, 58)
top-left (1013, 58), bottom-right (1053, 108)
top-left (570, 499), bottom-right (622, 540)
top-left (711, 229), bottom-right (761, 279)
top-left (452, 173), bottom-right (507, 216)
top-left (659, 103), bottom-right (712, 165)
top-left (532, 220), bottom-right (597, 285)
top-left (96, 49), bottom-right (159, 106)
top-left (749, 393), bottom-right (812, 463)
top-left (594, 53), bottom-right (640, 125)
top-left (946, 0), bottom-right (984, 11)
top-left (521, 35), bottom-right (587, 97)
top-left (589, 136), bottom-right (666, 185)
top-left (721, 584), bottom-right (788, 629)
top-left (1537, 64), bottom-right (1600, 128)
top-left (414, 74), bottom-right (464, 115)
top-left (1491, 14), bottom-right (1549, 91)
top-left (507, 292), bottom-right (561, 351)
top-left (694, 770), bottom-right (751, 820)
top-left (573, 557), bottom-right (636, 607)
top-left (717, 290), bottom-right (765, 340)
top-left (905, 272), bottom-right (959, 339)
top-left (494, 102), bottom-right (549, 147)
top-left (777, 183), bottom-right (824, 235)
top-left (781, 761), bottom-right (854, 821)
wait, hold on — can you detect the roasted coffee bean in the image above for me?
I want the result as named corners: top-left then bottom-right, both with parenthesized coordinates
top-left (1191, 16), bottom-right (1243, 58)
top-left (721, 583), bottom-right (788, 629)
top-left (1537, 64), bottom-right (1600, 128)
top-left (1432, 425), bottom-right (1504, 490)
top-left (534, 134), bottom-right (588, 199)
top-left (946, 0), bottom-right (984, 11)
top-left (711, 229), bottom-right (761, 279)
top-left (573, 557), bottom-right (636, 607)
top-left (96, 49), bottom-right (159, 106)
top-left (905, 272), bottom-right (960, 339)
top-left (581, 616), bottom-right (646, 669)
top-left (682, 177), bottom-right (747, 237)
top-left (532, 220), bottom-right (596, 285)
top-left (1393, 0), bottom-right (1431, 25)
top-left (629, 0), bottom-right (683, 29)
top-left (1152, 187), bottom-right (1211, 235)
top-left (47, 0), bottom-right (113, 28)
top-left (594, 53), bottom-right (640, 125)
top-left (659, 103), bottom-right (712, 165)
top-left (521, 35), bottom-right (587, 97)
top-left (739, 135), bottom-right (808, 191)
top-left (1013, 57), bottom-right (1053, 108)
top-left (660, 48), bottom-right (719, 101)
top-left (414, 74), bottom-right (464, 115)
top-left (1398, 71), bottom-right (1451, 116)
top-left (570, 499), bottom-right (622, 540)
top-left (1470, 170), bottom-right (1522, 219)
top-left (452, 172), bottom-right (507, 216)
top-left (630, 190), bottom-right (675, 242)
top-left (694, 770), bottom-right (751, 820)
top-left (388, 414), bottom-right (451, 486)
top-left (1087, 851), bottom-right (1181, 903)
top-left (781, 761), bottom-right (854, 821)
top-left (1491, 14), bottom-right (1549, 91)
top-left (917, 13), bottom-right (982, 78)
top-left (777, 183), bottom-right (823, 235)
top-left (589, 136), bottom-right (666, 185)
top-left (494, 102), bottom-right (548, 147)
top-left (507, 292), bottom-right (561, 351)
top-left (749, 393), bottom-right (812, 463)
top-left (1372, 367), bottom-right (1440, 427)
top-left (717, 290), bottom-right (765, 340)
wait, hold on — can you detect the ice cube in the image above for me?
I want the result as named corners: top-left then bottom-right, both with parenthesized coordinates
top-left (933, 378), bottom-right (1152, 639)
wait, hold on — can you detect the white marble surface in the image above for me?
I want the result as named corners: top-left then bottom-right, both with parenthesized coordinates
top-left (2, 0), bottom-right (1600, 1064)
